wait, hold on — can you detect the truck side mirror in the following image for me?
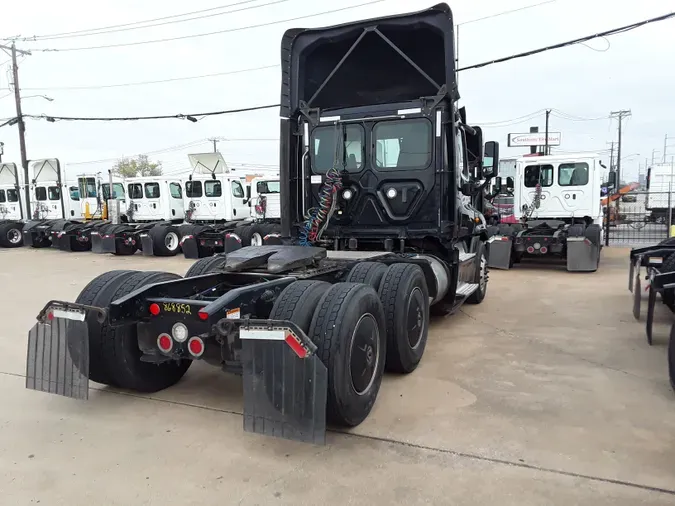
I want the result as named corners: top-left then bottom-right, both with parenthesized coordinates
top-left (506, 177), bottom-right (514, 191)
top-left (483, 141), bottom-right (499, 179)
top-left (607, 171), bottom-right (617, 189)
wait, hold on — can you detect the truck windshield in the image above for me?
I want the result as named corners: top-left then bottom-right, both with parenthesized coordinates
top-left (374, 119), bottom-right (432, 170)
top-left (311, 124), bottom-right (364, 173)
top-left (524, 165), bottom-right (553, 188)
top-left (102, 183), bottom-right (125, 199)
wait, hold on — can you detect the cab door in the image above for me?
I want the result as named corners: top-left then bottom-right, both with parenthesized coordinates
top-left (229, 179), bottom-right (248, 220)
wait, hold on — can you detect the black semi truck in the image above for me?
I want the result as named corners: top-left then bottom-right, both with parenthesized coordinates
top-left (25, 3), bottom-right (500, 444)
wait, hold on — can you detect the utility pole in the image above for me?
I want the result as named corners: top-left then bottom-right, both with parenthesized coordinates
top-left (544, 109), bottom-right (551, 155)
top-left (0, 42), bottom-right (32, 216)
top-left (608, 141), bottom-right (615, 172)
top-left (209, 137), bottom-right (220, 153)
top-left (610, 110), bottom-right (631, 188)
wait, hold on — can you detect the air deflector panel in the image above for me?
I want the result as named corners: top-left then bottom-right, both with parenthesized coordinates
top-left (280, 3), bottom-right (456, 116)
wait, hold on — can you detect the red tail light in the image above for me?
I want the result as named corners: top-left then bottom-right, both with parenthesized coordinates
top-left (157, 333), bottom-right (173, 353)
top-left (198, 310), bottom-right (208, 321)
top-left (149, 303), bottom-right (160, 316)
top-left (540, 246), bottom-right (548, 254)
top-left (526, 246), bottom-right (535, 254)
top-left (188, 337), bottom-right (205, 357)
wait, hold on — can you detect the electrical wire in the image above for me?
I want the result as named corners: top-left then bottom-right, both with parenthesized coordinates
top-left (458, 0), bottom-right (557, 26)
top-left (551, 109), bottom-right (609, 122)
top-left (18, 0), bottom-right (289, 41)
top-left (22, 64), bottom-right (278, 91)
top-left (7, 0), bottom-right (271, 41)
top-left (30, 1), bottom-right (388, 52)
top-left (0, 117), bottom-right (16, 128)
top-left (457, 11), bottom-right (675, 72)
top-left (24, 103), bottom-right (279, 122)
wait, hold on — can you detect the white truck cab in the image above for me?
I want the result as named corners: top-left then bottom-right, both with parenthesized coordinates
top-left (513, 153), bottom-right (604, 224)
top-left (248, 176), bottom-right (281, 220)
top-left (0, 162), bottom-right (24, 220)
top-left (125, 176), bottom-right (184, 223)
top-left (184, 152), bottom-right (250, 223)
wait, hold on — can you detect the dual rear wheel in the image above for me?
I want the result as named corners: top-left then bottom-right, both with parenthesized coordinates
top-left (270, 261), bottom-right (430, 427)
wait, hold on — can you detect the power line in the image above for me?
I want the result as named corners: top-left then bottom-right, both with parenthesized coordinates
top-left (31, 1), bottom-right (387, 52)
top-left (551, 109), bottom-right (609, 121)
top-left (458, 0), bottom-right (557, 26)
top-left (7, 0), bottom-right (270, 41)
top-left (23, 0), bottom-right (290, 41)
top-left (22, 64), bottom-right (278, 91)
top-left (457, 11), bottom-right (675, 72)
top-left (24, 103), bottom-right (279, 123)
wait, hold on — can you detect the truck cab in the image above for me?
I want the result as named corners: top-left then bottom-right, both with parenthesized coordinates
top-left (125, 177), bottom-right (183, 223)
top-left (0, 162), bottom-right (24, 221)
top-left (184, 152), bottom-right (250, 223)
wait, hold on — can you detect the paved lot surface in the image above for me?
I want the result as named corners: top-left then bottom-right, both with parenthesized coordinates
top-left (1, 246), bottom-right (674, 505)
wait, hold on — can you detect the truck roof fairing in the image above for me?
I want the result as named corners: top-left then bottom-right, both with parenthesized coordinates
top-left (280, 3), bottom-right (457, 117)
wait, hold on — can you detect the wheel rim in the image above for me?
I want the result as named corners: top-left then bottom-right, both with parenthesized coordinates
top-left (251, 232), bottom-right (263, 246)
top-left (7, 228), bottom-right (21, 244)
top-left (349, 313), bottom-right (380, 396)
top-left (406, 287), bottom-right (426, 349)
top-left (165, 232), bottom-right (179, 251)
top-left (478, 254), bottom-right (488, 293)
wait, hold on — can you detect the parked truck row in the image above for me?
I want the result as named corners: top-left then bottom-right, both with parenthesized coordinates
top-left (0, 153), bottom-right (282, 258)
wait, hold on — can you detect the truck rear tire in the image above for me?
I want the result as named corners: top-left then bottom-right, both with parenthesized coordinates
top-left (669, 324), bottom-right (675, 392)
top-left (308, 283), bottom-right (386, 427)
top-left (378, 263), bottom-right (429, 374)
top-left (659, 254), bottom-right (675, 311)
top-left (95, 271), bottom-right (191, 392)
top-left (150, 225), bottom-right (181, 256)
top-left (72, 270), bottom-right (137, 386)
top-left (467, 249), bottom-right (488, 304)
top-left (269, 280), bottom-right (331, 332)
top-left (0, 222), bottom-right (24, 247)
top-left (346, 262), bottom-right (388, 291)
top-left (185, 254), bottom-right (228, 277)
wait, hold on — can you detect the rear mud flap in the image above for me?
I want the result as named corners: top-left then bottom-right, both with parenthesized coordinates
top-left (140, 233), bottom-right (154, 256)
top-left (91, 233), bottom-right (116, 254)
top-left (633, 266), bottom-right (641, 320)
top-left (26, 319), bottom-right (89, 400)
top-left (566, 238), bottom-right (600, 272)
top-left (487, 236), bottom-right (512, 270)
top-left (240, 327), bottom-right (327, 445)
top-left (181, 236), bottom-right (201, 259)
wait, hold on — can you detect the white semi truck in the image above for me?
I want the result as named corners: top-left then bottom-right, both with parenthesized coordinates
top-left (488, 152), bottom-right (608, 272)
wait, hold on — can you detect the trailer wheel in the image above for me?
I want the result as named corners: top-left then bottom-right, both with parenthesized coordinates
top-left (269, 280), bottom-right (331, 332)
top-left (149, 225), bottom-right (181, 256)
top-left (378, 264), bottom-right (429, 374)
top-left (96, 271), bottom-right (191, 392)
top-left (308, 283), bottom-right (386, 426)
top-left (346, 262), bottom-right (388, 291)
top-left (184, 254), bottom-right (228, 277)
top-left (0, 222), bottom-right (24, 247)
top-left (71, 270), bottom-right (137, 386)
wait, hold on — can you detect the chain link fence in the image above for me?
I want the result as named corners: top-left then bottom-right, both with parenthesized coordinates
top-left (604, 190), bottom-right (671, 247)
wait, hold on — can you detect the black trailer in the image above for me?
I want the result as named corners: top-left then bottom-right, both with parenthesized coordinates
top-left (628, 241), bottom-right (675, 391)
top-left (25, 3), bottom-right (501, 444)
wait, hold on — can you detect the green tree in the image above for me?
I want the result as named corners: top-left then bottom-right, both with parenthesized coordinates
top-left (113, 155), bottom-right (163, 178)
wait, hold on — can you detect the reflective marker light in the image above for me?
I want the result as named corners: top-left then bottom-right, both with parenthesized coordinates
top-left (188, 337), bottom-right (205, 357)
top-left (172, 322), bottom-right (188, 342)
top-left (386, 188), bottom-right (397, 199)
top-left (149, 303), bottom-right (160, 316)
top-left (342, 189), bottom-right (353, 200)
top-left (198, 310), bottom-right (209, 321)
top-left (157, 333), bottom-right (173, 353)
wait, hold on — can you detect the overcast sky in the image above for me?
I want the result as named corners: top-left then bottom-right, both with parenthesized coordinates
top-left (1, 0), bottom-right (674, 182)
